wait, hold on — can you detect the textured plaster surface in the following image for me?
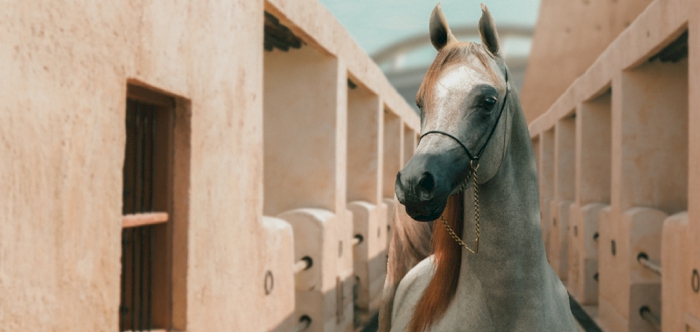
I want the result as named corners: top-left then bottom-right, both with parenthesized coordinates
top-left (661, 212), bottom-right (689, 332)
top-left (263, 217), bottom-right (296, 331)
top-left (0, 0), bottom-right (419, 330)
top-left (280, 209), bottom-right (339, 332)
top-left (0, 0), bottom-right (268, 330)
top-left (520, 0), bottom-right (653, 123)
top-left (263, 0), bottom-right (419, 132)
top-left (529, 0), bottom-right (700, 329)
top-left (349, 202), bottom-right (388, 313)
top-left (264, 46), bottom-right (342, 215)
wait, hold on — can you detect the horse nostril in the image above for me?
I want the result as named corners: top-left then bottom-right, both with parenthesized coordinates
top-left (395, 171), bottom-right (406, 202)
top-left (418, 172), bottom-right (435, 193)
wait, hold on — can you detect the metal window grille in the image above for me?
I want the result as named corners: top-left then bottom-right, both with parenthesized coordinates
top-left (120, 92), bottom-right (173, 331)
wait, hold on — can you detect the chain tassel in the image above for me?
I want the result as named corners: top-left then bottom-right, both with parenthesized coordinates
top-left (440, 160), bottom-right (480, 254)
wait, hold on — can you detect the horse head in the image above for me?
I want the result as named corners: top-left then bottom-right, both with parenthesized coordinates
top-left (395, 3), bottom-right (512, 222)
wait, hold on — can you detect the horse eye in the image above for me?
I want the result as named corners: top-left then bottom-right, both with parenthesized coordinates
top-left (481, 97), bottom-right (497, 110)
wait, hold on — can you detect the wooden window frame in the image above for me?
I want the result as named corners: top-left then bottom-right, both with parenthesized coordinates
top-left (120, 83), bottom-right (188, 331)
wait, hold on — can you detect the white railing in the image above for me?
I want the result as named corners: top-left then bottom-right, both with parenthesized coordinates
top-left (637, 253), bottom-right (662, 276)
top-left (293, 256), bottom-right (313, 275)
top-left (640, 306), bottom-right (661, 331)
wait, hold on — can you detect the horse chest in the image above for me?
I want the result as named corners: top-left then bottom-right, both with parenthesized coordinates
top-left (391, 258), bottom-right (577, 332)
top-left (431, 280), bottom-right (497, 332)
top-left (391, 258), bottom-right (497, 332)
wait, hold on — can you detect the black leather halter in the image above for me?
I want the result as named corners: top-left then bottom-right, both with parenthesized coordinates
top-left (419, 70), bottom-right (509, 163)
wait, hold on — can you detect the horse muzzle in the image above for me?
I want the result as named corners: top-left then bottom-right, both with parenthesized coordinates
top-left (394, 153), bottom-right (454, 221)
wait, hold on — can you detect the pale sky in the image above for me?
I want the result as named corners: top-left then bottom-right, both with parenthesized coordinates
top-left (318, 0), bottom-right (541, 55)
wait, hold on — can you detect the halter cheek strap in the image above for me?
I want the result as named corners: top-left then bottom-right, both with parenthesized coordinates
top-left (419, 70), bottom-right (510, 164)
top-left (416, 69), bottom-right (510, 255)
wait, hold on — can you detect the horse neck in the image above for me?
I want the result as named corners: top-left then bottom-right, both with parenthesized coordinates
top-left (460, 99), bottom-right (547, 282)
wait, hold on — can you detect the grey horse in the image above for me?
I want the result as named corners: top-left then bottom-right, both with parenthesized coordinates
top-left (384, 4), bottom-right (578, 332)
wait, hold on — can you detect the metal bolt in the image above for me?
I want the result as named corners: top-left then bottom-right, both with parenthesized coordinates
top-left (264, 270), bottom-right (274, 295)
top-left (611, 240), bottom-right (616, 256)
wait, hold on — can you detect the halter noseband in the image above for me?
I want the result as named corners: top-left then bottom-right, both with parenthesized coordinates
top-left (419, 69), bottom-right (510, 164)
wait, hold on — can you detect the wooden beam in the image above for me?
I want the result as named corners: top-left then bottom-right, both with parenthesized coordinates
top-left (122, 212), bottom-right (169, 229)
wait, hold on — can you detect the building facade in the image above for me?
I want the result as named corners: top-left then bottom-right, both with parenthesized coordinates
top-left (0, 0), bottom-right (419, 331)
top-left (528, 0), bottom-right (700, 330)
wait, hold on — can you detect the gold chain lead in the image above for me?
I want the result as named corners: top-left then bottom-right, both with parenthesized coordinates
top-left (440, 160), bottom-right (480, 254)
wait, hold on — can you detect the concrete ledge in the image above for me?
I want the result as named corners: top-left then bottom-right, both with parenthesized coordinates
top-left (568, 203), bottom-right (606, 304)
top-left (549, 200), bottom-right (573, 280)
top-left (262, 216), bottom-right (296, 332)
top-left (278, 208), bottom-right (339, 332)
top-left (348, 201), bottom-right (387, 314)
top-left (661, 212), bottom-right (689, 332)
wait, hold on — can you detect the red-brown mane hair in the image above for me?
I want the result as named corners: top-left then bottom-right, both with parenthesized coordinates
top-left (408, 192), bottom-right (464, 332)
top-left (409, 42), bottom-right (496, 332)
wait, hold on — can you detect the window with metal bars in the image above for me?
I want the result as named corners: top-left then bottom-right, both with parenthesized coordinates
top-left (120, 85), bottom-right (175, 331)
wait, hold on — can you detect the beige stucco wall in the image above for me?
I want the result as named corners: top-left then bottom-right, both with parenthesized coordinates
top-left (529, 0), bottom-right (700, 330)
top-left (347, 86), bottom-right (382, 205)
top-left (0, 0), bottom-right (267, 330)
top-left (520, 0), bottom-right (654, 123)
top-left (0, 0), bottom-right (418, 331)
top-left (264, 46), bottom-right (344, 215)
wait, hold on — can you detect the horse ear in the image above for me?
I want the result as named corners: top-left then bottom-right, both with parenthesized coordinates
top-left (430, 3), bottom-right (458, 51)
top-left (478, 4), bottom-right (500, 56)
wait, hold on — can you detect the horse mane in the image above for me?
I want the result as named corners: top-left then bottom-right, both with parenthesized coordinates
top-left (407, 42), bottom-right (502, 332)
top-left (379, 200), bottom-right (434, 332)
top-left (408, 191), bottom-right (464, 332)
top-left (416, 42), bottom-right (498, 110)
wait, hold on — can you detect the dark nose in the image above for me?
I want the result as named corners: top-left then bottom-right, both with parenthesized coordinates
top-left (394, 153), bottom-right (450, 221)
top-left (394, 149), bottom-right (467, 221)
top-left (395, 170), bottom-right (436, 203)
top-left (418, 172), bottom-right (435, 193)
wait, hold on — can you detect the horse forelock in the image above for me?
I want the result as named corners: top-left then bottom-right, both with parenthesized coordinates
top-left (416, 42), bottom-right (501, 111)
